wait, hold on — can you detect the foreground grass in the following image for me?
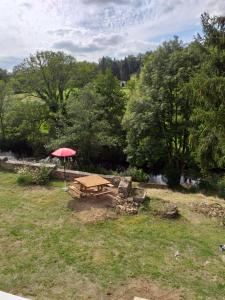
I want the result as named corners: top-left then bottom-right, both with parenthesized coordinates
top-left (0, 171), bottom-right (225, 299)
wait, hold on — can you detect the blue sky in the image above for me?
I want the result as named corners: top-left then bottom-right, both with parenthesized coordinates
top-left (0, 0), bottom-right (224, 69)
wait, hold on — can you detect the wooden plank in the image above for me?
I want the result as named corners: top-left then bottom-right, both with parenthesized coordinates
top-left (74, 175), bottom-right (110, 188)
top-left (93, 190), bottom-right (112, 197)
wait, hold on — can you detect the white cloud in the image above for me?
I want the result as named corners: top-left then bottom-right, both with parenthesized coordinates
top-left (0, 0), bottom-right (225, 69)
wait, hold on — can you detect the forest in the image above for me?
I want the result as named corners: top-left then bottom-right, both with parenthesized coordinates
top-left (0, 13), bottom-right (225, 186)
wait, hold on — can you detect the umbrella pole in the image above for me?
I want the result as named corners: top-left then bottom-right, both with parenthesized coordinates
top-left (63, 157), bottom-right (67, 191)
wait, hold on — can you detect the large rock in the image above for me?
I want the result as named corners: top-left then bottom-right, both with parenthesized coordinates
top-left (118, 177), bottom-right (132, 198)
top-left (162, 203), bottom-right (179, 219)
top-left (132, 188), bottom-right (146, 204)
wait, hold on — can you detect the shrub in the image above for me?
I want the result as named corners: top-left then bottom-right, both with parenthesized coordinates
top-left (17, 165), bottom-right (51, 186)
top-left (17, 167), bottom-right (33, 185)
top-left (32, 165), bottom-right (52, 185)
top-left (114, 167), bottom-right (149, 182)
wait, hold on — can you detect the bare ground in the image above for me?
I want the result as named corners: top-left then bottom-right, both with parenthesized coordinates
top-left (107, 278), bottom-right (183, 300)
top-left (67, 194), bottom-right (118, 223)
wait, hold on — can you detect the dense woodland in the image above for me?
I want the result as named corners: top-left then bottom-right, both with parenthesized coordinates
top-left (0, 13), bottom-right (225, 185)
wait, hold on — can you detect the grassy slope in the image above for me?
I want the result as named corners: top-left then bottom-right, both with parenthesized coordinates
top-left (0, 171), bottom-right (225, 299)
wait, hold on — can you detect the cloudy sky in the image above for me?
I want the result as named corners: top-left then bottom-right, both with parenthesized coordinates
top-left (0, 0), bottom-right (224, 69)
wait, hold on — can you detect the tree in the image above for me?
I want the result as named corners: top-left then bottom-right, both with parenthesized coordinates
top-left (0, 80), bottom-right (10, 140)
top-left (13, 51), bottom-right (76, 116)
top-left (190, 13), bottom-right (225, 171)
top-left (49, 70), bottom-right (127, 168)
top-left (124, 38), bottom-right (201, 184)
top-left (0, 68), bottom-right (9, 82)
top-left (74, 61), bottom-right (98, 88)
top-left (5, 96), bottom-right (49, 156)
top-left (48, 85), bottom-right (115, 166)
top-left (121, 57), bottom-right (130, 81)
top-left (94, 69), bottom-right (126, 148)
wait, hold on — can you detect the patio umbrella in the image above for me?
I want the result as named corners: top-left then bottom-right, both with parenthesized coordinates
top-left (51, 148), bottom-right (76, 190)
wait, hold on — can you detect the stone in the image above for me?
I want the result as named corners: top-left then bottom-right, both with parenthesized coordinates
top-left (118, 177), bottom-right (132, 198)
top-left (0, 156), bottom-right (8, 162)
top-left (162, 204), bottom-right (179, 219)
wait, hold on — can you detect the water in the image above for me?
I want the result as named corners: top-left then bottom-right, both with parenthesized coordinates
top-left (0, 150), bottom-right (17, 160)
top-left (149, 174), bottom-right (200, 187)
top-left (149, 174), bottom-right (167, 185)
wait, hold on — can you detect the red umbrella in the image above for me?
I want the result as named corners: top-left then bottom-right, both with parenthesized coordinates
top-left (51, 148), bottom-right (76, 157)
top-left (51, 148), bottom-right (76, 189)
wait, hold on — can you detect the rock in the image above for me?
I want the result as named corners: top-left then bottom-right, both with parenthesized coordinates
top-left (0, 156), bottom-right (8, 162)
top-left (162, 204), bottom-right (179, 219)
top-left (118, 177), bottom-right (132, 198)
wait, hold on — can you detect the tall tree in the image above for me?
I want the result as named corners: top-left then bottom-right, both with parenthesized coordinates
top-left (13, 51), bottom-right (76, 116)
top-left (0, 80), bottom-right (9, 140)
top-left (124, 38), bottom-right (201, 185)
top-left (190, 13), bottom-right (225, 171)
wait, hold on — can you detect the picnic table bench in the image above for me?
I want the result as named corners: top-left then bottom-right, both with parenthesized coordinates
top-left (69, 175), bottom-right (112, 198)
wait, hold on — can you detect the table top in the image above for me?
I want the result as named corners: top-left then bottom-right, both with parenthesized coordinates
top-left (74, 175), bottom-right (110, 188)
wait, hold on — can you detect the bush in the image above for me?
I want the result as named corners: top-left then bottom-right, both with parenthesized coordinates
top-left (17, 168), bottom-right (33, 185)
top-left (114, 167), bottom-right (149, 182)
top-left (17, 165), bottom-right (51, 186)
top-left (32, 165), bottom-right (52, 185)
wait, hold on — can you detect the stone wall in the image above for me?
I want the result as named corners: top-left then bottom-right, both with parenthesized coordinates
top-left (0, 156), bottom-right (123, 187)
top-left (52, 168), bottom-right (121, 186)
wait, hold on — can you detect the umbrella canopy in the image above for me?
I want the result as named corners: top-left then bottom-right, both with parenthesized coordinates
top-left (51, 147), bottom-right (76, 158)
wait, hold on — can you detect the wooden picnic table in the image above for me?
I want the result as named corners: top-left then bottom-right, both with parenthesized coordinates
top-left (74, 175), bottom-right (111, 194)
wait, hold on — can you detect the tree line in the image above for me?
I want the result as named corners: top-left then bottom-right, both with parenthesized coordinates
top-left (0, 13), bottom-right (225, 185)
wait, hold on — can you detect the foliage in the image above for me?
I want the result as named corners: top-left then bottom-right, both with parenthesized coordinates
top-left (114, 167), bottom-right (149, 182)
top-left (99, 55), bottom-right (142, 81)
top-left (5, 96), bottom-right (49, 156)
top-left (0, 80), bottom-right (10, 140)
top-left (190, 13), bottom-right (225, 171)
top-left (12, 51), bottom-right (76, 120)
top-left (17, 166), bottom-right (34, 185)
top-left (1, 13), bottom-right (225, 179)
top-left (17, 165), bottom-right (51, 185)
top-left (124, 37), bottom-right (201, 184)
top-left (48, 70), bottom-right (126, 167)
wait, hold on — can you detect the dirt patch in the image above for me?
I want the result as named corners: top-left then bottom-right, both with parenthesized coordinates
top-left (107, 278), bottom-right (182, 300)
top-left (68, 194), bottom-right (118, 223)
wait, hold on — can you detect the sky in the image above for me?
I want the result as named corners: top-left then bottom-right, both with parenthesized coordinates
top-left (0, 0), bottom-right (225, 70)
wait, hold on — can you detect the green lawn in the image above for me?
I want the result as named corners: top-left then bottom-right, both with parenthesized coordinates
top-left (0, 171), bottom-right (225, 299)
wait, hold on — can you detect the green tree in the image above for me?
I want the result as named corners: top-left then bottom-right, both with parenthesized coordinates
top-left (190, 13), bottom-right (225, 171)
top-left (124, 38), bottom-right (201, 184)
top-left (94, 69), bottom-right (126, 149)
top-left (5, 96), bottom-right (49, 156)
top-left (49, 70), bottom-right (126, 168)
top-left (13, 51), bottom-right (76, 116)
top-left (48, 85), bottom-right (113, 165)
top-left (0, 80), bottom-right (10, 140)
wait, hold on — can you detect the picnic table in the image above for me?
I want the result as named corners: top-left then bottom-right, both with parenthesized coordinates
top-left (73, 174), bottom-right (111, 196)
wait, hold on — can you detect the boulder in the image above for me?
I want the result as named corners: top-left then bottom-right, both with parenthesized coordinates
top-left (118, 177), bottom-right (132, 198)
top-left (162, 203), bottom-right (179, 219)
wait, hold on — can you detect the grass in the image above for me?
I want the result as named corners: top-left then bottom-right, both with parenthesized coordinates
top-left (0, 171), bottom-right (225, 299)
